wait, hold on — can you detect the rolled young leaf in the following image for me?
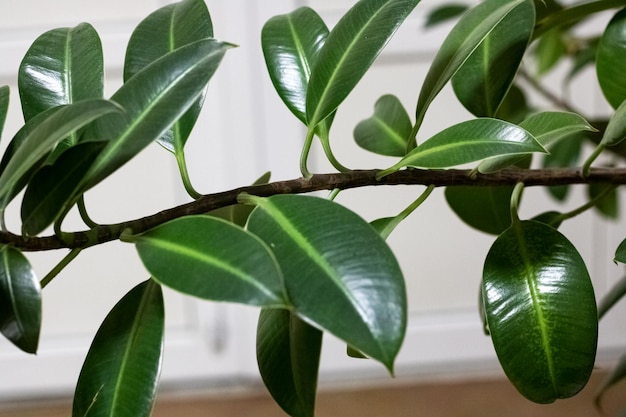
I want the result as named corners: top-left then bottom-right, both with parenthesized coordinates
top-left (244, 194), bottom-right (406, 372)
top-left (597, 8), bottom-right (626, 109)
top-left (0, 246), bottom-right (41, 354)
top-left (73, 279), bottom-right (164, 417)
top-left (354, 94), bottom-right (412, 156)
top-left (482, 220), bottom-right (597, 403)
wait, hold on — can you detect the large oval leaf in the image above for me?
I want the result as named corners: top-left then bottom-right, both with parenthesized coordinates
top-left (73, 279), bottom-right (164, 417)
top-left (451, 0), bottom-right (534, 117)
top-left (18, 23), bottom-right (103, 128)
top-left (0, 246), bottom-right (41, 354)
top-left (257, 308), bottom-right (322, 417)
top-left (81, 39), bottom-right (232, 191)
top-left (306, 0), bottom-right (420, 130)
top-left (0, 86), bottom-right (8, 140)
top-left (124, 0), bottom-right (213, 153)
top-left (597, 8), bottom-right (626, 109)
top-left (133, 216), bottom-right (286, 307)
top-left (482, 220), bottom-right (597, 403)
top-left (445, 186), bottom-right (513, 235)
top-left (245, 195), bottom-right (406, 371)
top-left (354, 94), bottom-right (412, 156)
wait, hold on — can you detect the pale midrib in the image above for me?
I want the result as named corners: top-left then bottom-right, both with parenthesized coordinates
top-left (373, 116), bottom-right (407, 147)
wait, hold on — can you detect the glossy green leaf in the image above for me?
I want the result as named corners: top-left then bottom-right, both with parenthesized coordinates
top-left (306, 0), bottom-right (420, 130)
top-left (589, 184), bottom-right (618, 219)
top-left (134, 216), bottom-right (286, 307)
top-left (209, 172), bottom-right (271, 227)
top-left (482, 220), bottom-right (597, 403)
top-left (445, 186), bottom-right (513, 235)
top-left (0, 86), bottom-right (8, 140)
top-left (354, 94), bottom-right (412, 156)
top-left (424, 4), bottom-right (468, 27)
top-left (257, 308), bottom-right (322, 417)
top-left (380, 118), bottom-right (545, 176)
top-left (535, 29), bottom-right (567, 75)
top-left (494, 83), bottom-right (532, 124)
top-left (414, 0), bottom-right (527, 139)
top-left (73, 279), bottom-right (164, 417)
top-left (0, 246), bottom-right (40, 354)
top-left (245, 195), bottom-right (406, 371)
top-left (262, 7), bottom-right (328, 125)
top-left (479, 111), bottom-right (594, 173)
top-left (600, 99), bottom-right (626, 147)
top-left (81, 39), bottom-right (232, 191)
top-left (451, 0), bottom-right (534, 117)
top-left (125, 0), bottom-right (213, 153)
top-left (531, 211), bottom-right (564, 229)
top-left (0, 99), bottom-right (121, 209)
top-left (21, 141), bottom-right (107, 236)
top-left (595, 352), bottom-right (626, 410)
top-left (598, 275), bottom-right (626, 319)
top-left (597, 8), bottom-right (626, 109)
top-left (18, 23), bottom-right (103, 132)
top-left (616, 238), bottom-right (626, 264)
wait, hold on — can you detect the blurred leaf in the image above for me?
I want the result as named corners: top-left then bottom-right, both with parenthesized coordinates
top-left (246, 195), bottom-right (406, 371)
top-left (125, 0), bottom-right (213, 153)
top-left (0, 246), bottom-right (40, 354)
top-left (354, 94), bottom-right (412, 156)
top-left (0, 86), bottom-right (8, 140)
top-left (595, 352), bottom-right (626, 410)
top-left (445, 186), bottom-right (513, 235)
top-left (73, 280), bottom-right (164, 417)
top-left (452, 0), bottom-right (534, 117)
top-left (424, 4), bottom-right (469, 27)
top-left (588, 184), bottom-right (618, 219)
top-left (21, 141), bottom-right (107, 236)
top-left (597, 8), bottom-right (626, 109)
top-left (600, 99), bottom-right (626, 147)
top-left (257, 308), bottom-right (322, 417)
top-left (531, 211), bottom-right (564, 229)
top-left (616, 238), bottom-right (626, 264)
top-left (134, 216), bottom-right (286, 307)
top-left (483, 220), bottom-right (597, 403)
top-left (306, 0), bottom-right (420, 130)
top-left (209, 172), bottom-right (271, 227)
top-left (566, 37), bottom-right (600, 84)
top-left (535, 29), bottom-right (566, 75)
top-left (533, 0), bottom-right (562, 22)
top-left (598, 275), bottom-right (626, 319)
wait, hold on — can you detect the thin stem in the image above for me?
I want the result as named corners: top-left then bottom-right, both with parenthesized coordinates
top-left (319, 133), bottom-right (350, 173)
top-left (510, 182), bottom-right (525, 225)
top-left (378, 185), bottom-right (435, 240)
top-left (300, 129), bottom-right (316, 179)
top-left (558, 184), bottom-right (618, 222)
top-left (582, 144), bottom-right (606, 177)
top-left (328, 188), bottom-right (341, 201)
top-left (176, 149), bottom-right (203, 200)
top-left (78, 196), bottom-right (99, 228)
top-left (40, 248), bottom-right (82, 289)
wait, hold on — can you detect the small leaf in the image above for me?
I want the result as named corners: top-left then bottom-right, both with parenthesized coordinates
top-left (600, 99), bottom-right (626, 147)
top-left (589, 184), bottom-right (618, 219)
top-left (445, 186), bottom-right (513, 235)
top-left (597, 8), bottom-right (626, 109)
top-left (209, 171), bottom-right (271, 227)
top-left (483, 220), bottom-right (597, 403)
top-left (354, 94), bottom-right (412, 156)
top-left (424, 4), bottom-right (469, 28)
top-left (245, 195), bottom-right (406, 371)
top-left (0, 246), bottom-right (41, 354)
top-left (0, 86), bottom-right (9, 140)
top-left (616, 238), bottom-right (626, 264)
top-left (134, 216), bottom-right (286, 307)
top-left (451, 0), bottom-right (534, 117)
top-left (306, 0), bottom-right (420, 130)
top-left (257, 308), bottom-right (322, 417)
top-left (73, 279), bottom-right (164, 417)
top-left (535, 29), bottom-right (566, 75)
top-left (598, 275), bottom-right (626, 319)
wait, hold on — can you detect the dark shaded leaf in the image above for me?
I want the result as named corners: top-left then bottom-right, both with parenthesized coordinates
top-left (445, 186), bottom-right (513, 235)
top-left (0, 86), bottom-right (8, 141)
top-left (616, 238), bottom-right (626, 264)
top-left (543, 133), bottom-right (584, 201)
top-left (494, 84), bottom-right (531, 124)
top-left (354, 94), bottom-right (412, 156)
top-left (531, 211), bottom-right (563, 229)
top-left (597, 8), bottom-right (626, 109)
top-left (589, 184), bottom-right (618, 219)
top-left (424, 4), bottom-right (468, 27)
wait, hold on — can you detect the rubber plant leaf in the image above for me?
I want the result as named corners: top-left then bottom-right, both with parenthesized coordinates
top-left (73, 279), bottom-right (164, 417)
top-left (354, 94), bottom-right (412, 156)
top-left (479, 111), bottom-right (595, 173)
top-left (81, 39), bottom-right (232, 191)
top-left (482, 220), bottom-right (597, 403)
top-left (445, 186), bottom-right (513, 235)
top-left (414, 0), bottom-right (527, 139)
top-left (257, 308), bottom-right (322, 417)
top-left (245, 195), bottom-right (406, 372)
top-left (18, 23), bottom-right (103, 136)
top-left (424, 4), bottom-right (469, 27)
top-left (597, 8), bottom-right (626, 109)
top-left (379, 118), bottom-right (545, 176)
top-left (451, 0), bottom-right (534, 117)
top-left (209, 171), bottom-right (271, 227)
top-left (133, 216), bottom-right (286, 307)
top-left (0, 86), bottom-right (8, 141)
top-left (598, 275), bottom-right (626, 319)
top-left (21, 140), bottom-right (107, 236)
top-left (0, 99), bottom-right (122, 209)
top-left (599, 99), bottom-right (626, 147)
top-left (0, 246), bottom-right (41, 354)
top-left (306, 0), bottom-right (420, 131)
top-left (588, 184), bottom-right (618, 219)
top-left (124, 0), bottom-right (213, 153)
top-left (615, 238), bottom-right (626, 264)
top-left (534, 29), bottom-right (567, 75)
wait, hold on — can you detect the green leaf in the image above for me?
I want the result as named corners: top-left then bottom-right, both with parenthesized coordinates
top-left (589, 184), bottom-right (618, 219)
top-left (494, 83), bottom-right (532, 124)
top-left (73, 279), bottom-right (164, 417)
top-left (380, 118), bottom-right (545, 176)
top-left (0, 99), bottom-right (122, 209)
top-left (482, 220), bottom-right (597, 403)
top-left (424, 4), bottom-right (469, 27)
top-left (354, 94), bottom-right (412, 156)
top-left (535, 29), bottom-right (567, 75)
top-left (0, 246), bottom-right (41, 354)
top-left (306, 0), bottom-right (420, 130)
top-left (616, 238), bottom-right (626, 264)
top-left (134, 216), bottom-right (286, 307)
top-left (451, 0), bottom-right (534, 117)
top-left (597, 8), bottom-right (626, 109)
top-left (598, 275), bottom-right (626, 319)
top-left (414, 0), bottom-right (528, 140)
top-left (262, 7), bottom-right (329, 126)
top-left (18, 23), bottom-right (103, 133)
top-left (124, 0), bottom-right (213, 153)
top-left (257, 308), bottom-right (322, 417)
top-left (209, 172), bottom-right (271, 227)
top-left (531, 211), bottom-right (564, 229)
top-left (600, 99), bottom-right (626, 147)
top-left (543, 132), bottom-right (584, 201)
top-left (445, 186), bottom-right (513, 235)
top-left (0, 86), bottom-right (9, 140)
top-left (245, 195), bottom-right (406, 371)
top-left (81, 39), bottom-right (232, 191)
top-left (21, 141), bottom-right (107, 236)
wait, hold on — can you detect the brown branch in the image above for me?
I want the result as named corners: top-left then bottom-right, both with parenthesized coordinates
top-left (3, 167), bottom-right (626, 252)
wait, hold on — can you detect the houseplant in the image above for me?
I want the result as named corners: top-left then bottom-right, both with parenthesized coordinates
top-left (0, 0), bottom-right (625, 415)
